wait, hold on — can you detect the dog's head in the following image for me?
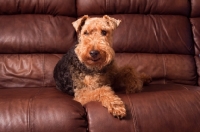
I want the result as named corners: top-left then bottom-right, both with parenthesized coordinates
top-left (72, 15), bottom-right (121, 70)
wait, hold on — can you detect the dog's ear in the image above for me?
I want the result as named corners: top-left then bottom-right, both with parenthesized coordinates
top-left (103, 15), bottom-right (121, 30)
top-left (72, 15), bottom-right (89, 32)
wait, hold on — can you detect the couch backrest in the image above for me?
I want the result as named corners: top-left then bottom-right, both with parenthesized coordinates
top-left (0, 0), bottom-right (77, 87)
top-left (0, 0), bottom-right (199, 88)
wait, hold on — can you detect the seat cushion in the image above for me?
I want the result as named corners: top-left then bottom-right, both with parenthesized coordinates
top-left (0, 87), bottom-right (87, 132)
top-left (85, 84), bottom-right (200, 132)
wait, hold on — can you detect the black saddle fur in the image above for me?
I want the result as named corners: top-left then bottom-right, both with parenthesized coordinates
top-left (53, 46), bottom-right (91, 95)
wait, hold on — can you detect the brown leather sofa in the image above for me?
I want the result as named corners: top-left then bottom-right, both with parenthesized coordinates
top-left (0, 0), bottom-right (200, 132)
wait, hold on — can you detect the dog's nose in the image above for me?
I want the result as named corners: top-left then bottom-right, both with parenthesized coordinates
top-left (90, 50), bottom-right (100, 58)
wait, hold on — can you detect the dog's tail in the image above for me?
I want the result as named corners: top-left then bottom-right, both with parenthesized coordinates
top-left (140, 73), bottom-right (152, 85)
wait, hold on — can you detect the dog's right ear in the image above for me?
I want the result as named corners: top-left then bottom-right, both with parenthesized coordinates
top-left (103, 15), bottom-right (121, 30)
top-left (72, 15), bottom-right (89, 33)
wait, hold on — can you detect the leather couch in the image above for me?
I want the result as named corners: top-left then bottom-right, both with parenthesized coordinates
top-left (0, 0), bottom-right (200, 132)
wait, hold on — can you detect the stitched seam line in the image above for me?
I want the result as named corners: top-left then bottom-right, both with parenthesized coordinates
top-left (27, 98), bottom-right (31, 132)
top-left (27, 88), bottom-right (43, 132)
top-left (106, 0), bottom-right (110, 13)
top-left (43, 0), bottom-right (45, 13)
top-left (126, 94), bottom-right (139, 132)
top-left (106, 0), bottom-right (108, 13)
top-left (162, 54), bottom-right (166, 84)
top-left (42, 54), bottom-right (45, 87)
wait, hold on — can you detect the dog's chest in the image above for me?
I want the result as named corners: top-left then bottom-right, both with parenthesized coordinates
top-left (70, 67), bottom-right (112, 90)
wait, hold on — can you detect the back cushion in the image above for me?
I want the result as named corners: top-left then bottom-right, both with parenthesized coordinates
top-left (0, 0), bottom-right (76, 88)
top-left (0, 0), bottom-right (197, 88)
top-left (0, 0), bottom-right (76, 16)
top-left (76, 0), bottom-right (197, 85)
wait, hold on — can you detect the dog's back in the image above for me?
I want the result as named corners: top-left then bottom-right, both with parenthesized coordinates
top-left (53, 46), bottom-right (76, 96)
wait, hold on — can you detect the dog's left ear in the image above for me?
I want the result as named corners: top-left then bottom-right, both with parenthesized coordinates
top-left (72, 15), bottom-right (89, 32)
top-left (103, 15), bottom-right (121, 30)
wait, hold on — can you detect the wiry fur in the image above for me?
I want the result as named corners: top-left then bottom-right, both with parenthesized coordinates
top-left (53, 15), bottom-right (151, 119)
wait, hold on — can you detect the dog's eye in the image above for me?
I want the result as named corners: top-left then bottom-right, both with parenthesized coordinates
top-left (101, 30), bottom-right (107, 36)
top-left (83, 31), bottom-right (89, 35)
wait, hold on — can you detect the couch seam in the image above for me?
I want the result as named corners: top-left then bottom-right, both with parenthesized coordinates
top-left (126, 94), bottom-right (139, 132)
top-left (105, 0), bottom-right (107, 13)
top-left (43, 0), bottom-right (45, 14)
top-left (27, 88), bottom-right (43, 132)
top-left (38, 12), bottom-right (43, 53)
top-left (74, 0), bottom-right (78, 17)
top-left (27, 97), bottom-right (32, 132)
top-left (17, 0), bottom-right (21, 13)
top-left (162, 54), bottom-right (166, 84)
top-left (106, 0), bottom-right (110, 14)
top-left (42, 54), bottom-right (45, 87)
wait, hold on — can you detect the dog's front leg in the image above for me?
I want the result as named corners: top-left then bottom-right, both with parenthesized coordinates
top-left (74, 86), bottom-right (126, 119)
top-left (96, 86), bottom-right (126, 119)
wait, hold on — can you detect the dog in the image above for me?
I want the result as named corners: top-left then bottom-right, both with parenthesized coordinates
top-left (53, 15), bottom-right (151, 119)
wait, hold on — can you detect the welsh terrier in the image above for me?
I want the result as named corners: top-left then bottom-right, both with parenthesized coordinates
top-left (53, 15), bottom-right (151, 119)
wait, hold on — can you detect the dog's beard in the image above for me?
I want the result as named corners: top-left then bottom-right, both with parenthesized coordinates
top-left (74, 44), bottom-right (115, 71)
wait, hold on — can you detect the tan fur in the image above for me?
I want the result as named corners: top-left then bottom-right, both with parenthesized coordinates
top-left (74, 86), bottom-right (126, 118)
top-left (72, 15), bottom-right (151, 119)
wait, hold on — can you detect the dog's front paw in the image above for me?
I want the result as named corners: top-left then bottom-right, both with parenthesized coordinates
top-left (108, 99), bottom-right (126, 119)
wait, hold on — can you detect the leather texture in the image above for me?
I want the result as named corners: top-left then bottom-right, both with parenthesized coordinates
top-left (191, 0), bottom-right (200, 17)
top-left (0, 0), bottom-right (200, 131)
top-left (0, 15), bottom-right (76, 53)
top-left (76, 0), bottom-right (190, 16)
top-left (85, 84), bottom-right (200, 132)
top-left (0, 0), bottom-right (76, 16)
top-left (0, 88), bottom-right (87, 132)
